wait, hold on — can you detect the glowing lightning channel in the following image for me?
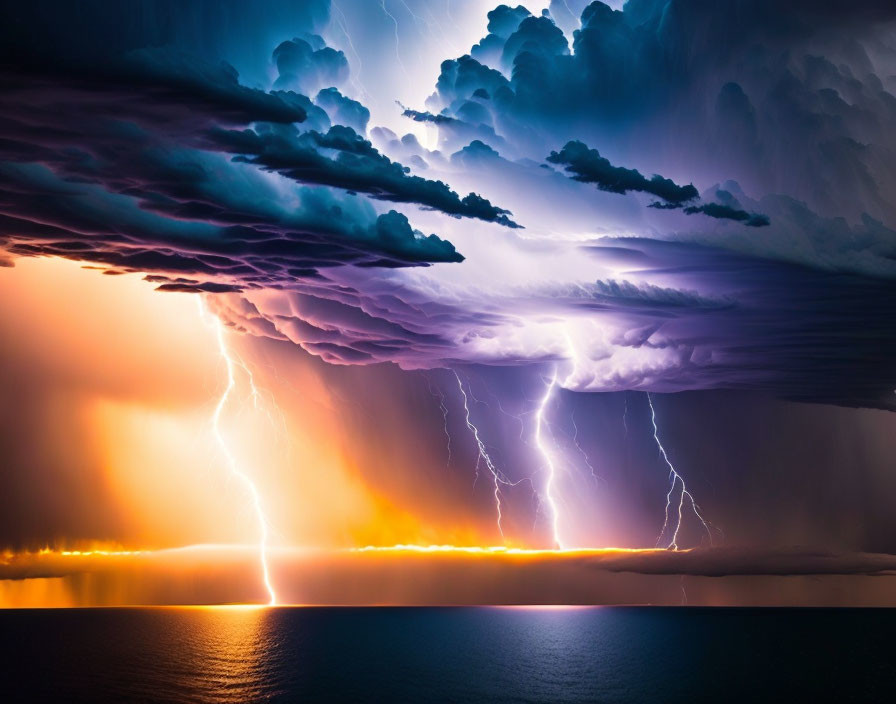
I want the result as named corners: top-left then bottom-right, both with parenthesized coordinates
top-left (534, 368), bottom-right (565, 549)
top-left (453, 371), bottom-right (526, 539)
top-left (198, 298), bottom-right (277, 605)
top-left (647, 392), bottom-right (712, 551)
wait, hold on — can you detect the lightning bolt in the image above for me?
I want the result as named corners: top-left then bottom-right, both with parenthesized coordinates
top-left (198, 297), bottom-right (277, 605)
top-left (534, 368), bottom-right (565, 549)
top-left (398, 0), bottom-right (463, 58)
top-left (570, 409), bottom-right (601, 484)
top-left (453, 371), bottom-right (532, 540)
top-left (468, 379), bottom-right (533, 448)
top-left (380, 0), bottom-right (411, 80)
top-left (426, 374), bottom-right (452, 469)
top-left (646, 392), bottom-right (712, 551)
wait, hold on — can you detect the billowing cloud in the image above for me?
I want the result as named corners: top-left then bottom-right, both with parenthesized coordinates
top-left (1, 0), bottom-right (895, 412)
top-left (273, 34), bottom-right (350, 96)
top-left (0, 26), bottom-right (538, 289)
top-left (426, 0), bottom-right (896, 226)
top-left (207, 124), bottom-right (519, 228)
top-left (316, 87), bottom-right (370, 134)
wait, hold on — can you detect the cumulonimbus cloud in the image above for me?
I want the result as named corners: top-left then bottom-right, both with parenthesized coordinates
top-left (1, 0), bottom-right (895, 411)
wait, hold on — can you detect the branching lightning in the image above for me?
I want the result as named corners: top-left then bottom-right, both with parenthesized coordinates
top-left (198, 298), bottom-right (277, 605)
top-left (453, 371), bottom-right (532, 539)
top-left (647, 392), bottom-right (712, 551)
top-left (570, 409), bottom-right (601, 485)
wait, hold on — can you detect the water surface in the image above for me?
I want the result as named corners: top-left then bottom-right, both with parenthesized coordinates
top-left (1, 606), bottom-right (892, 702)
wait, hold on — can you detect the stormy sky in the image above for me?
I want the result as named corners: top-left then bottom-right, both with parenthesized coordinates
top-left (1, 0), bottom-right (896, 605)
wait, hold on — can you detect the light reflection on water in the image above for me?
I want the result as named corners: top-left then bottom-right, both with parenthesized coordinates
top-left (1, 606), bottom-right (894, 702)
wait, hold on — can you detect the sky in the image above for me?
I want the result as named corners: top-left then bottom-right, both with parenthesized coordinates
top-left (1, 0), bottom-right (896, 607)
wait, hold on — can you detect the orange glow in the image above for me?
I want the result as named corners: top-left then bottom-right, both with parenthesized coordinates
top-left (0, 258), bottom-right (495, 559)
top-left (352, 544), bottom-right (670, 556)
top-left (5, 543), bottom-right (896, 608)
top-left (4, 256), bottom-right (702, 610)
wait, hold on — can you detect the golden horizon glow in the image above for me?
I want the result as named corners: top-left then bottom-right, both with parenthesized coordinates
top-left (0, 542), bottom-right (678, 609)
top-left (352, 544), bottom-right (675, 556)
top-left (3, 542), bottom-right (678, 561)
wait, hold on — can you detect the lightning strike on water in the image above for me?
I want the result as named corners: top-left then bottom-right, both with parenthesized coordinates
top-left (647, 392), bottom-right (712, 551)
top-left (198, 298), bottom-right (277, 605)
top-left (534, 367), bottom-right (565, 549)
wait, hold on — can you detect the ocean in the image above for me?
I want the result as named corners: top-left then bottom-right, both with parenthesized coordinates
top-left (1, 606), bottom-right (892, 702)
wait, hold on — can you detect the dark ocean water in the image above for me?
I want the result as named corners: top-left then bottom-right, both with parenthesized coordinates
top-left (0, 606), bottom-right (893, 703)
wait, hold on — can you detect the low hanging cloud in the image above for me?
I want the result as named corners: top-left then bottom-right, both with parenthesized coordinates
top-left (682, 203), bottom-right (770, 227)
top-left (648, 200), bottom-right (770, 227)
top-left (207, 124), bottom-right (519, 228)
top-left (547, 141), bottom-right (699, 205)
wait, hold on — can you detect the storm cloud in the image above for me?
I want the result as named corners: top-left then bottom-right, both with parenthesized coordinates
top-left (547, 140), bottom-right (698, 204)
top-left (0, 10), bottom-right (526, 291)
top-left (1, 0), bottom-right (895, 410)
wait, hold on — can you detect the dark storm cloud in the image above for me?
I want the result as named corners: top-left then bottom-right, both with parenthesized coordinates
top-left (0, 139), bottom-right (462, 293)
top-left (0, 48), bottom-right (308, 129)
top-left (207, 124), bottom-right (519, 228)
top-left (471, 4), bottom-right (532, 67)
top-left (547, 140), bottom-right (698, 204)
top-left (316, 88), bottom-right (370, 134)
top-left (272, 35), bottom-right (350, 96)
top-left (401, 108), bottom-right (458, 126)
top-left (0, 18), bottom-right (553, 288)
top-left (648, 186), bottom-right (771, 226)
top-left (428, 1), bottom-right (896, 226)
top-left (401, 106), bottom-right (510, 155)
top-left (681, 203), bottom-right (770, 227)
top-left (2, 0), bottom-right (895, 412)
